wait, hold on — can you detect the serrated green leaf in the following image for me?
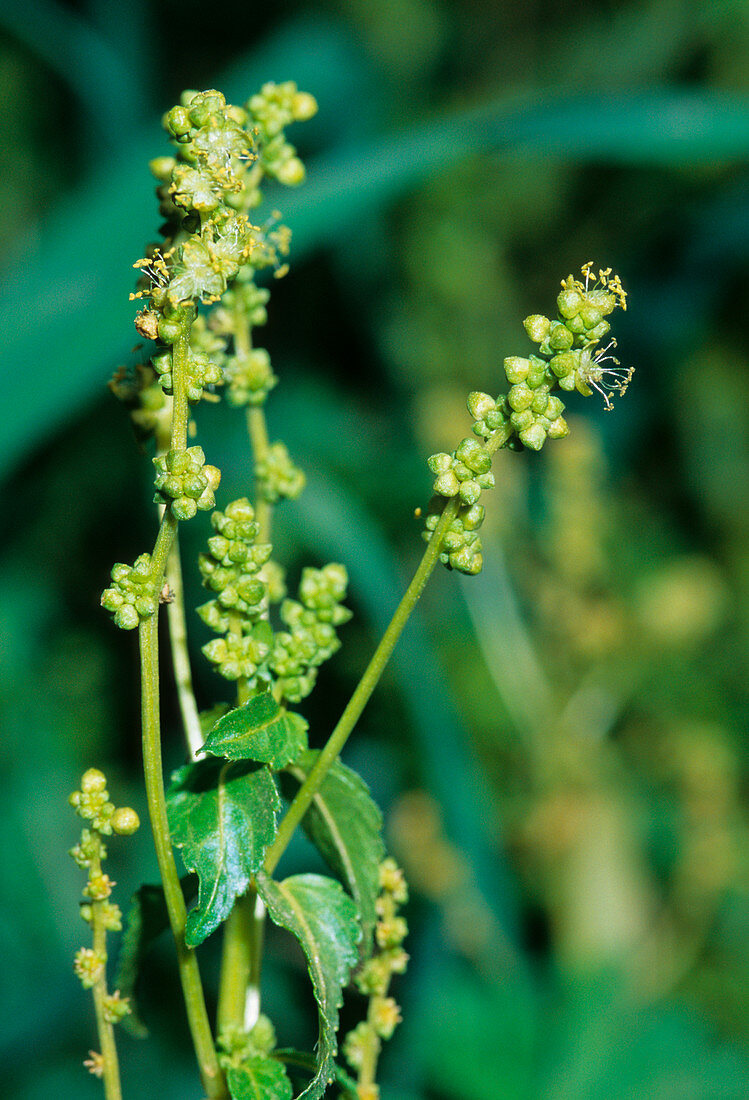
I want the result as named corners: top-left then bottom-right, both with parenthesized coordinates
top-left (167, 759), bottom-right (280, 947)
top-left (114, 878), bottom-right (195, 1037)
top-left (256, 872), bottom-right (360, 1100)
top-left (203, 694), bottom-right (308, 769)
top-left (283, 750), bottom-right (384, 955)
top-left (227, 1057), bottom-right (293, 1100)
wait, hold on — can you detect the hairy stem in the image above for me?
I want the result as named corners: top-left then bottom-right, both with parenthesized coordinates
top-left (264, 495), bottom-right (460, 875)
top-left (140, 612), bottom-right (228, 1099)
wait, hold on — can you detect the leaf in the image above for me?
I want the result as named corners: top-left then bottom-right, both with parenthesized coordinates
top-left (167, 759), bottom-right (280, 947)
top-left (275, 1051), bottom-right (358, 1099)
top-left (203, 694), bottom-right (308, 769)
top-left (227, 1057), bottom-right (293, 1100)
top-left (256, 872), bottom-right (361, 1100)
top-left (115, 878), bottom-right (195, 1037)
top-left (283, 750), bottom-right (384, 955)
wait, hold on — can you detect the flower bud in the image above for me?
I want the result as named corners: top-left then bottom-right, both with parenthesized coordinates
top-left (503, 356), bottom-right (530, 384)
top-left (81, 769), bottom-right (107, 794)
top-left (111, 807), bottom-right (140, 836)
top-left (507, 383), bottom-right (534, 412)
top-left (467, 391), bottom-right (495, 420)
top-left (523, 315), bottom-right (551, 343)
top-left (519, 423), bottom-right (547, 451)
top-left (292, 91), bottom-right (318, 120)
top-left (557, 288), bottom-right (583, 318)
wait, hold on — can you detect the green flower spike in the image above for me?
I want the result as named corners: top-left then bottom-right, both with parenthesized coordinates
top-left (246, 81), bottom-right (318, 186)
top-left (344, 859), bottom-right (409, 1099)
top-left (197, 498), bottom-right (272, 632)
top-left (69, 770), bottom-right (137, 1089)
top-left (224, 347), bottom-right (278, 407)
top-left (197, 498), bottom-right (276, 682)
top-left (424, 263), bottom-right (629, 574)
top-left (270, 564), bottom-right (352, 703)
top-left (151, 347), bottom-right (223, 402)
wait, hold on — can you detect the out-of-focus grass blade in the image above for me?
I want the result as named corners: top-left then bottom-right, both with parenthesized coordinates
top-left (1, 87), bottom-right (748, 478)
top-left (0, 0), bottom-right (147, 141)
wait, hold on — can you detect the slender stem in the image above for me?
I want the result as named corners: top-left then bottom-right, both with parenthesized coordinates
top-left (217, 890), bottom-right (265, 1034)
top-left (140, 612), bottom-right (228, 1099)
top-left (90, 843), bottom-right (122, 1100)
top-left (264, 496), bottom-right (460, 875)
top-left (245, 894), bottom-right (265, 1029)
top-left (150, 507), bottom-right (178, 577)
top-left (165, 534), bottom-right (204, 761)
top-left (247, 405), bottom-right (272, 540)
top-left (217, 286), bottom-right (278, 1032)
top-left (155, 397), bottom-right (203, 763)
top-left (217, 899), bottom-right (254, 1036)
top-left (170, 322), bottom-right (191, 452)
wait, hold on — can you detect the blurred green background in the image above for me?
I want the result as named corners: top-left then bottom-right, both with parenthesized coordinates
top-left (2, 0), bottom-right (749, 1096)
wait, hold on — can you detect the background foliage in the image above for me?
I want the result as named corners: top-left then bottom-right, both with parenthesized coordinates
top-left (1, 0), bottom-right (749, 1096)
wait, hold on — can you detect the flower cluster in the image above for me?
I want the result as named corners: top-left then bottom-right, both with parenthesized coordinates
top-left (423, 500), bottom-right (485, 575)
top-left (224, 346), bottom-right (277, 407)
top-left (344, 860), bottom-right (409, 1100)
top-left (423, 264), bottom-right (630, 574)
top-left (124, 83), bottom-right (316, 441)
top-left (217, 1015), bottom-right (277, 1072)
top-left (151, 346), bottom-right (223, 403)
top-left (197, 503), bottom-right (351, 697)
top-left (100, 553), bottom-right (157, 631)
top-left (427, 437), bottom-right (495, 506)
top-left (108, 363), bottom-right (172, 442)
top-left (152, 446), bottom-right (221, 520)
top-left (270, 564), bottom-right (352, 703)
top-left (246, 81), bottom-right (318, 190)
top-left (197, 498), bottom-right (272, 681)
top-left (255, 441), bottom-right (306, 504)
top-left (198, 499), bottom-right (271, 621)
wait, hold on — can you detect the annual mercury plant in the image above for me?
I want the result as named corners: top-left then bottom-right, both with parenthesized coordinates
top-left (76, 82), bottom-right (630, 1100)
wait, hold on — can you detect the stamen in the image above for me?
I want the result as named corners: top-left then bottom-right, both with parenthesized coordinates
top-left (578, 341), bottom-right (635, 410)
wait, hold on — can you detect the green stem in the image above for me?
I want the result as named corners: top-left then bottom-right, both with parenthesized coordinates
top-left (151, 508), bottom-right (178, 579)
top-left (170, 319), bottom-right (192, 452)
top-left (217, 889), bottom-right (264, 1034)
top-left (247, 405), bottom-right (272, 541)
top-left (264, 495), bottom-right (460, 875)
top-left (140, 611), bottom-right (227, 1099)
top-left (165, 534), bottom-right (204, 761)
top-left (155, 399), bottom-right (203, 763)
top-left (216, 315), bottom-right (274, 1035)
top-left (90, 844), bottom-right (122, 1100)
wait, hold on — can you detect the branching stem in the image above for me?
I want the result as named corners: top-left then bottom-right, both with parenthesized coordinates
top-left (217, 305), bottom-right (273, 1035)
top-left (264, 495), bottom-right (460, 875)
top-left (136, 313), bottom-right (226, 1096)
top-left (140, 613), bottom-right (228, 1099)
top-left (165, 533), bottom-right (204, 761)
top-left (264, 422), bottom-right (512, 875)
